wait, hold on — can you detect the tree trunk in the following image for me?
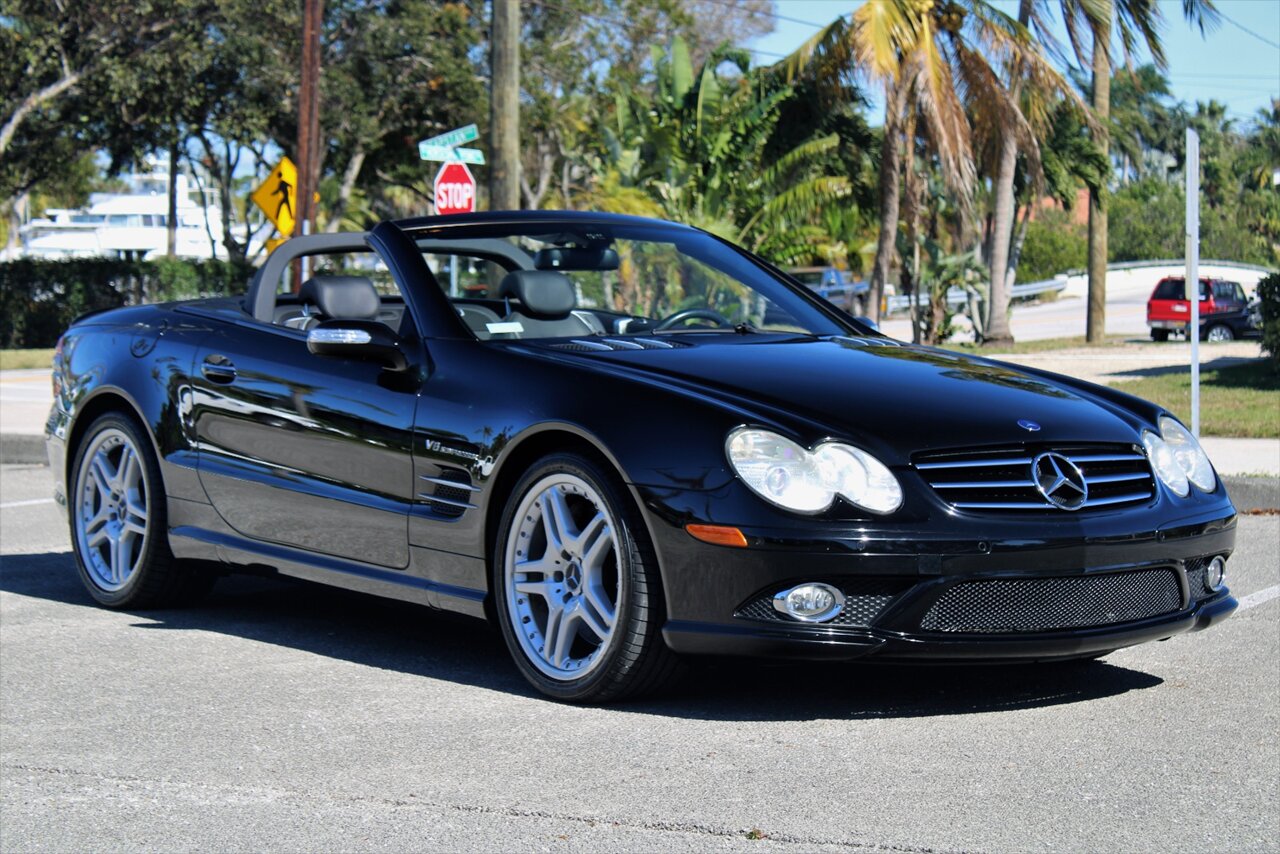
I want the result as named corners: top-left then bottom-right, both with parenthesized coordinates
top-left (902, 114), bottom-right (922, 344)
top-left (868, 81), bottom-right (907, 325)
top-left (1086, 19), bottom-right (1111, 345)
top-left (1006, 204), bottom-right (1032, 287)
top-left (984, 129), bottom-right (1018, 345)
top-left (166, 140), bottom-right (179, 256)
top-left (489, 0), bottom-right (521, 211)
top-left (326, 146), bottom-right (365, 233)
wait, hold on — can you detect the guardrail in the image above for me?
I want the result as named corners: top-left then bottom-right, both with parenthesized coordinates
top-left (884, 277), bottom-right (1066, 315)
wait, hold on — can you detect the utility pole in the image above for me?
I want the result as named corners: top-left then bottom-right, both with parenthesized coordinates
top-left (294, 0), bottom-right (323, 287)
top-left (489, 0), bottom-right (520, 212)
top-left (166, 139), bottom-right (178, 257)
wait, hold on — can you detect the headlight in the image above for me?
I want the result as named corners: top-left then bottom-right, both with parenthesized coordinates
top-left (1158, 415), bottom-right (1216, 492)
top-left (1142, 429), bottom-right (1189, 497)
top-left (726, 428), bottom-right (902, 514)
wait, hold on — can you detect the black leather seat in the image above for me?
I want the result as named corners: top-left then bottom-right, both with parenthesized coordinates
top-left (497, 270), bottom-right (598, 338)
top-left (283, 276), bottom-right (381, 330)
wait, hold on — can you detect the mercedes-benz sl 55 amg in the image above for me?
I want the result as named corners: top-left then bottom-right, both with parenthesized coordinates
top-left (45, 212), bottom-right (1237, 702)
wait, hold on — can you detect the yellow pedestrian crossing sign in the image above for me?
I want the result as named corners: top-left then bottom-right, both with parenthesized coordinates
top-left (251, 156), bottom-right (298, 236)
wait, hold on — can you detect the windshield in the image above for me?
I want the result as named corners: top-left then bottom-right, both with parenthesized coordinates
top-left (408, 221), bottom-right (848, 341)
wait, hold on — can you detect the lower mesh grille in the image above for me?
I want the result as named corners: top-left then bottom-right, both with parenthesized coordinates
top-left (920, 569), bottom-right (1182, 633)
top-left (1185, 558), bottom-right (1210, 601)
top-left (736, 579), bottom-right (910, 627)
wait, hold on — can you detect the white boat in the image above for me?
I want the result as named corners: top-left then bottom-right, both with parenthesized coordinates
top-left (16, 165), bottom-right (235, 261)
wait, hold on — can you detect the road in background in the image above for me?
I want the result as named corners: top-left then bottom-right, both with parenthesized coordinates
top-left (1, 464), bottom-right (1276, 852)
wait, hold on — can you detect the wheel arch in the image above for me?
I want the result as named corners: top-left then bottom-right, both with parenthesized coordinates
top-left (65, 387), bottom-right (160, 489)
top-left (480, 423), bottom-right (656, 618)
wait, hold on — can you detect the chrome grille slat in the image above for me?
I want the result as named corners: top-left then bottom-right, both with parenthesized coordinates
top-left (916, 457), bottom-right (1033, 470)
top-left (1085, 472), bottom-right (1149, 484)
top-left (916, 444), bottom-right (1155, 514)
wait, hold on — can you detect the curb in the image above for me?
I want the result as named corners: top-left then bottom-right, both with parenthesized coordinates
top-left (0, 434), bottom-right (47, 466)
top-left (1222, 476), bottom-right (1280, 514)
top-left (1, 433), bottom-right (1276, 510)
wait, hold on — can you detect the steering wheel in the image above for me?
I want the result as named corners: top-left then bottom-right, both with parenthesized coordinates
top-left (654, 307), bottom-right (734, 331)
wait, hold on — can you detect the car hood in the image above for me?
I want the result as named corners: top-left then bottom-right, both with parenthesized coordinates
top-left (538, 335), bottom-right (1144, 459)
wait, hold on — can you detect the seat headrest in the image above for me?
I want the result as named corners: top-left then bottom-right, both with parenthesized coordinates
top-left (498, 270), bottom-right (576, 319)
top-left (299, 276), bottom-right (380, 320)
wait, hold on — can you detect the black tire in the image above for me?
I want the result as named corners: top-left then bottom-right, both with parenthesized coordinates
top-left (492, 453), bottom-right (682, 703)
top-left (68, 413), bottom-right (214, 609)
top-left (1150, 328), bottom-right (1170, 342)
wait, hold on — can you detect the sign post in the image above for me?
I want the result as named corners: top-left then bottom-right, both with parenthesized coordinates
top-left (1185, 128), bottom-right (1200, 436)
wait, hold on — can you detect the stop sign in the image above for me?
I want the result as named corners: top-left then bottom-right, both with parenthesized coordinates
top-left (433, 161), bottom-right (476, 215)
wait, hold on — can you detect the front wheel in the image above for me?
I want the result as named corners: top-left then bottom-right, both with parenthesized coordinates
top-left (69, 413), bottom-right (214, 608)
top-left (493, 453), bottom-right (681, 702)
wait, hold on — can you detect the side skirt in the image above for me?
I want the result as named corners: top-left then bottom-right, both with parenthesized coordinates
top-left (169, 516), bottom-right (488, 619)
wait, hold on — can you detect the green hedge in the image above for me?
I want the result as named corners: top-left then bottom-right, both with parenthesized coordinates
top-left (1258, 272), bottom-right (1280, 370)
top-left (0, 257), bottom-right (252, 348)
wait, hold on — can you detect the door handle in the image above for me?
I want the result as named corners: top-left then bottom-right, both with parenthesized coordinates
top-left (201, 356), bottom-right (237, 384)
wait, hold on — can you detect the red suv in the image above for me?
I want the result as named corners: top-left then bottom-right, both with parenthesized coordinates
top-left (1147, 277), bottom-right (1255, 342)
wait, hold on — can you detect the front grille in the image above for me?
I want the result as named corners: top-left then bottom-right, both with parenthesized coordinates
top-left (915, 443), bottom-right (1155, 512)
top-left (736, 579), bottom-right (912, 627)
top-left (919, 569), bottom-right (1181, 633)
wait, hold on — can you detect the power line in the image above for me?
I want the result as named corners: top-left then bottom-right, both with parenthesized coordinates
top-left (694, 0), bottom-right (831, 29)
top-left (1218, 9), bottom-right (1280, 51)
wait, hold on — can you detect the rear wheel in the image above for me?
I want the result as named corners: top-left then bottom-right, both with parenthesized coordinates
top-left (69, 413), bottom-right (214, 608)
top-left (493, 453), bottom-right (681, 702)
top-left (1204, 323), bottom-right (1234, 342)
top-left (1150, 328), bottom-right (1170, 342)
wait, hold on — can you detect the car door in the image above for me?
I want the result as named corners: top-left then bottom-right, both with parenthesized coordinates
top-left (190, 267), bottom-right (421, 569)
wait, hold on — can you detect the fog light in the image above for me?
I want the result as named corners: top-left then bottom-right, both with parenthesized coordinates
top-left (1205, 556), bottom-right (1227, 592)
top-left (773, 583), bottom-right (845, 622)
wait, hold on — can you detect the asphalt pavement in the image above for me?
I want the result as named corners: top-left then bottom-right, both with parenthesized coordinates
top-left (1, 464), bottom-right (1277, 853)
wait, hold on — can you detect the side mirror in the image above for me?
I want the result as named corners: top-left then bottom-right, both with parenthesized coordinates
top-left (854, 315), bottom-right (880, 332)
top-left (307, 319), bottom-right (408, 372)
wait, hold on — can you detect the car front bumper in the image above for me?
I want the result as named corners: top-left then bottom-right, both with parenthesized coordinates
top-left (637, 485), bottom-right (1238, 663)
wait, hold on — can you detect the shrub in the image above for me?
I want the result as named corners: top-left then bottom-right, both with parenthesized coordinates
top-left (1018, 209), bottom-right (1086, 283)
top-left (1258, 272), bottom-right (1280, 369)
top-left (0, 257), bottom-right (251, 349)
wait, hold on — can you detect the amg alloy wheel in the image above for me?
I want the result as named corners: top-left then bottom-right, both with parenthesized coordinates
top-left (69, 413), bottom-right (213, 608)
top-left (75, 425), bottom-right (149, 591)
top-left (494, 454), bottom-right (680, 702)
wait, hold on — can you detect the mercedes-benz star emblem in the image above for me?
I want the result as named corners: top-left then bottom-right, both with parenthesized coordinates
top-left (1031, 452), bottom-right (1088, 510)
top-left (1017, 419), bottom-right (1041, 432)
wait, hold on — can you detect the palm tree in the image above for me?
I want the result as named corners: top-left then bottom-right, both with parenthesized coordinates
top-left (1052, 0), bottom-right (1219, 343)
top-left (779, 0), bottom-right (1071, 326)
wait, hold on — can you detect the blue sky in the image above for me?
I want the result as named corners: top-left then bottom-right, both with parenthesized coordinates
top-left (745, 0), bottom-right (1280, 126)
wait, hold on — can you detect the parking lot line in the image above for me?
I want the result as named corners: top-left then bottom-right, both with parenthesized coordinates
top-left (1237, 583), bottom-right (1280, 611)
top-left (0, 498), bottom-right (55, 509)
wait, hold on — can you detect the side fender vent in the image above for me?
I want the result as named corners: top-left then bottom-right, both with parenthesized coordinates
top-left (417, 466), bottom-right (478, 518)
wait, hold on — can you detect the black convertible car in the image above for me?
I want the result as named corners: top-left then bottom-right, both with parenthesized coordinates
top-left (45, 212), bottom-right (1237, 702)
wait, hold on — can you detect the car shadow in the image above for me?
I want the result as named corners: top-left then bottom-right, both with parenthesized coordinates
top-left (0, 551), bottom-right (1164, 720)
top-left (1106, 355), bottom-right (1259, 381)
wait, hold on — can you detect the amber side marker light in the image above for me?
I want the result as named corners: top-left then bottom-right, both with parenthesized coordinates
top-left (685, 524), bottom-right (749, 548)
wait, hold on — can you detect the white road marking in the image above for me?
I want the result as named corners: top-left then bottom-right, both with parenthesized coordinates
top-left (0, 498), bottom-right (55, 509)
top-left (1237, 584), bottom-right (1280, 612)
